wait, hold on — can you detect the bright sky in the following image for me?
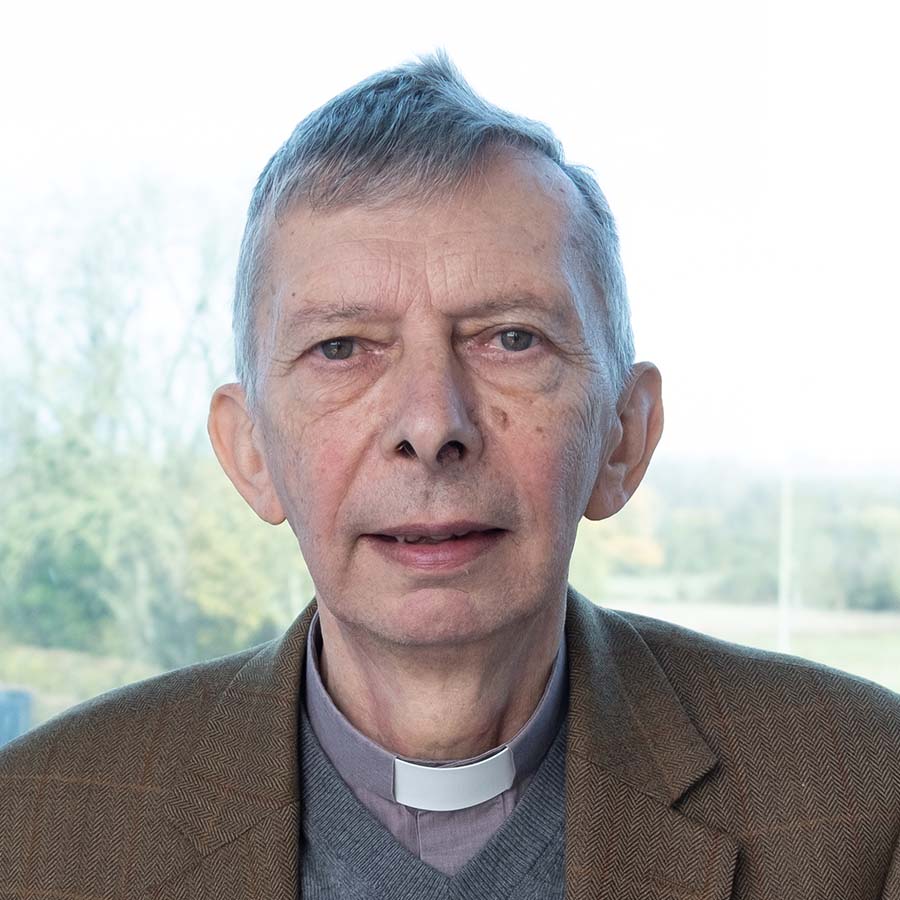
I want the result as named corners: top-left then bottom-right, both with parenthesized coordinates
top-left (3, 0), bottom-right (899, 474)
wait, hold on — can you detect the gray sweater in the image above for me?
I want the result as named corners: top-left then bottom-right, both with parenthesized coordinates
top-left (299, 703), bottom-right (567, 899)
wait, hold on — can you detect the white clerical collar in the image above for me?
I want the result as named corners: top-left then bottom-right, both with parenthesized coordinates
top-left (303, 607), bottom-right (568, 812)
top-left (393, 745), bottom-right (516, 811)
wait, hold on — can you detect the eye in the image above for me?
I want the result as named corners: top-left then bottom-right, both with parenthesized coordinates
top-left (318, 337), bottom-right (355, 360)
top-left (497, 329), bottom-right (536, 352)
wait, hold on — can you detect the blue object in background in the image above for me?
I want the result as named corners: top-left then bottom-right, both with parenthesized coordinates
top-left (0, 689), bottom-right (32, 747)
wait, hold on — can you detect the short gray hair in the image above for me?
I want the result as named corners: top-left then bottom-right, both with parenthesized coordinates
top-left (234, 51), bottom-right (634, 408)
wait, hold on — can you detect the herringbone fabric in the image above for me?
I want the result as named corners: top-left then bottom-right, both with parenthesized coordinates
top-left (1, 586), bottom-right (899, 899)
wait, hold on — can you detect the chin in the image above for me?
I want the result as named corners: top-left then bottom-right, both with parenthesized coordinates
top-left (367, 584), bottom-right (537, 649)
top-left (377, 587), bottom-right (480, 646)
top-left (316, 587), bottom-right (490, 649)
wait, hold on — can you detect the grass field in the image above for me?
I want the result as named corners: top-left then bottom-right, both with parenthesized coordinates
top-left (0, 643), bottom-right (159, 730)
top-left (606, 598), bottom-right (900, 692)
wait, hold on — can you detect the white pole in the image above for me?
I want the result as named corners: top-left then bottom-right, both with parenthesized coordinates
top-left (777, 465), bottom-right (793, 653)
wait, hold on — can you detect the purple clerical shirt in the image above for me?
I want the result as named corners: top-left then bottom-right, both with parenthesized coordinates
top-left (303, 609), bottom-right (568, 876)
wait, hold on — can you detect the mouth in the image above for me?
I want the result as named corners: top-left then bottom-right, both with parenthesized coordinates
top-left (368, 520), bottom-right (504, 541)
top-left (362, 524), bottom-right (507, 570)
top-left (371, 529), bottom-right (504, 544)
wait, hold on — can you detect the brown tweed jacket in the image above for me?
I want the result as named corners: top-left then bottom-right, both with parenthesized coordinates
top-left (2, 586), bottom-right (899, 899)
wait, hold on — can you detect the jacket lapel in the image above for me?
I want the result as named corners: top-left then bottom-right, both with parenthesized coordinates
top-left (564, 587), bottom-right (738, 900)
top-left (154, 601), bottom-right (319, 900)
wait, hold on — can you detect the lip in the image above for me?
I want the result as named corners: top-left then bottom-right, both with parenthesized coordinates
top-left (372, 520), bottom-right (498, 539)
top-left (361, 527), bottom-right (506, 571)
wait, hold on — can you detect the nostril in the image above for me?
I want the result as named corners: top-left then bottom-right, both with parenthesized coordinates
top-left (436, 441), bottom-right (464, 464)
top-left (394, 439), bottom-right (465, 464)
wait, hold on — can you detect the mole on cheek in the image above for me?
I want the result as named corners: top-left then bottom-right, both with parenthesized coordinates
top-left (490, 406), bottom-right (509, 430)
top-left (535, 425), bottom-right (545, 435)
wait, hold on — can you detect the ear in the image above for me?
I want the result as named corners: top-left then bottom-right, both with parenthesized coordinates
top-left (584, 362), bottom-right (664, 521)
top-left (207, 383), bottom-right (286, 525)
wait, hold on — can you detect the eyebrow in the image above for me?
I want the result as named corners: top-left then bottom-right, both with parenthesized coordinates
top-left (469, 293), bottom-right (563, 318)
top-left (281, 302), bottom-right (374, 333)
top-left (279, 290), bottom-right (571, 338)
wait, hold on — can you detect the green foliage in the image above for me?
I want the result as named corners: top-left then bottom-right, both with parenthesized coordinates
top-left (793, 489), bottom-right (900, 612)
top-left (0, 417), bottom-right (314, 668)
top-left (572, 460), bottom-right (900, 612)
top-left (3, 538), bottom-right (111, 651)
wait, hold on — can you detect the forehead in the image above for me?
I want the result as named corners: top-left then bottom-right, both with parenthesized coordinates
top-left (264, 151), bottom-right (590, 316)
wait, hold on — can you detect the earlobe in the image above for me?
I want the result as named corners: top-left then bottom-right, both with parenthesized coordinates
top-left (583, 363), bottom-right (664, 521)
top-left (207, 384), bottom-right (286, 525)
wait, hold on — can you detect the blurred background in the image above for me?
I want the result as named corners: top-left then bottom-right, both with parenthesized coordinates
top-left (2, 0), bottom-right (898, 743)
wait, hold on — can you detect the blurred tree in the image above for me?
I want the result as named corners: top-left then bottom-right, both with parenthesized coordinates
top-left (793, 483), bottom-right (900, 612)
top-left (650, 462), bottom-right (780, 605)
top-left (569, 485), bottom-right (665, 596)
top-left (0, 185), bottom-right (314, 669)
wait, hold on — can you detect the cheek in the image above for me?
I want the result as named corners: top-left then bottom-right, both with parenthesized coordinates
top-left (266, 415), bottom-right (357, 539)
top-left (516, 391), bottom-right (602, 514)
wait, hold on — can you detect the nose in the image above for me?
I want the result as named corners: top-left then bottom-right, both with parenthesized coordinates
top-left (380, 344), bottom-right (484, 471)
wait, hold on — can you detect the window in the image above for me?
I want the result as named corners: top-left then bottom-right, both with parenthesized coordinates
top-left (2, 1), bottom-right (897, 743)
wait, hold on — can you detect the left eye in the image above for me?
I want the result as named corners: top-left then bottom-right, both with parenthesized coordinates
top-left (318, 337), bottom-right (355, 360)
top-left (496, 330), bottom-right (535, 351)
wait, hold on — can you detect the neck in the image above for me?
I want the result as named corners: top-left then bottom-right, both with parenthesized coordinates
top-left (316, 601), bottom-right (565, 761)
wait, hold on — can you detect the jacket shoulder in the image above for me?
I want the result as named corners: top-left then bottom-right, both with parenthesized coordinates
top-left (614, 609), bottom-right (900, 829)
top-left (0, 641), bottom-right (267, 779)
top-left (0, 642), bottom-right (275, 894)
top-left (616, 608), bottom-right (900, 725)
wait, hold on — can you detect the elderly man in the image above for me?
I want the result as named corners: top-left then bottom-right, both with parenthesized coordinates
top-left (2, 53), bottom-right (899, 900)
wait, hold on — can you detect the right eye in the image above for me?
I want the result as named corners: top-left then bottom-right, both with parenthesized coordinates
top-left (318, 338), bottom-right (355, 360)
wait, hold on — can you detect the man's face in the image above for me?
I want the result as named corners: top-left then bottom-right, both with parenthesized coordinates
top-left (249, 151), bottom-right (618, 646)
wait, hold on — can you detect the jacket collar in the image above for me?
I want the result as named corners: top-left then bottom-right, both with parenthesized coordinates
top-left (565, 585), bottom-right (717, 803)
top-left (564, 585), bottom-right (738, 899)
top-left (159, 588), bottom-right (737, 899)
top-left (161, 601), bottom-right (316, 876)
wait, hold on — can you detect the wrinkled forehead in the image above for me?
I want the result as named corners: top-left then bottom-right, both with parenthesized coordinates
top-left (260, 150), bottom-right (599, 327)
